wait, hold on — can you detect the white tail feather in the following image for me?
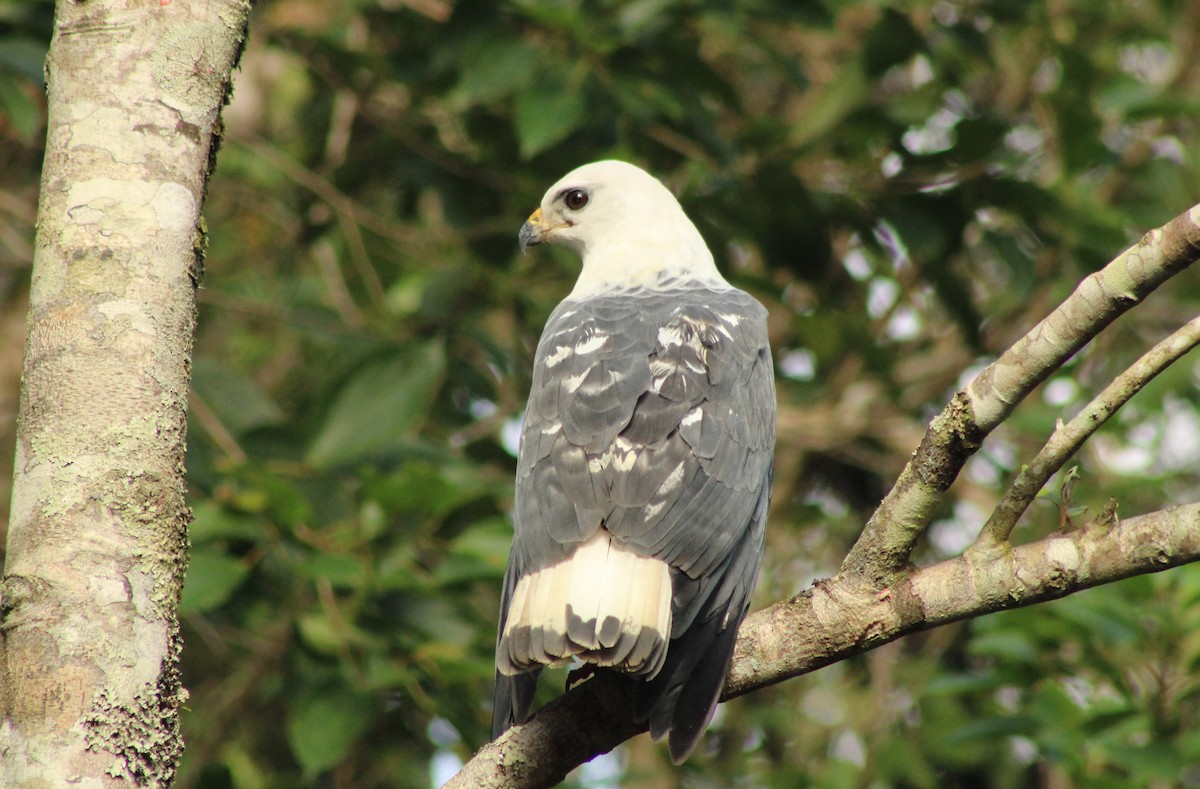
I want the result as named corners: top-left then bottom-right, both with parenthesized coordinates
top-left (498, 531), bottom-right (672, 677)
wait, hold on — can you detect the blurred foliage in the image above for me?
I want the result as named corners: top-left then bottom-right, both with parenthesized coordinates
top-left (3, 0), bottom-right (1200, 786)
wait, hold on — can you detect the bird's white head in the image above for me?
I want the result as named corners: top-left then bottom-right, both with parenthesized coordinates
top-left (519, 160), bottom-right (728, 297)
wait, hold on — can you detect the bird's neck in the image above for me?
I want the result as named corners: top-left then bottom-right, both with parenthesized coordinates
top-left (567, 230), bottom-right (729, 299)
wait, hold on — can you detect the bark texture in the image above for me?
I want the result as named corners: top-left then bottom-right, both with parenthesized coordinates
top-left (0, 1), bottom-right (251, 785)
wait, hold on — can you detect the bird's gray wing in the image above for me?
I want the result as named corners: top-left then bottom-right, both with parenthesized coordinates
top-left (598, 291), bottom-right (774, 762)
top-left (494, 295), bottom-right (653, 733)
top-left (491, 557), bottom-right (541, 738)
top-left (494, 287), bottom-right (775, 756)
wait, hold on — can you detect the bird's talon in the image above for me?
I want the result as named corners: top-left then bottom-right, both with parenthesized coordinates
top-left (566, 664), bottom-right (598, 690)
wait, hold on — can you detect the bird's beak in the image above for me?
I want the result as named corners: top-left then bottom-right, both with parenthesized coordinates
top-left (518, 207), bottom-right (545, 253)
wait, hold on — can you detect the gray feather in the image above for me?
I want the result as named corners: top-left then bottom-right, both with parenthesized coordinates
top-left (495, 284), bottom-right (775, 755)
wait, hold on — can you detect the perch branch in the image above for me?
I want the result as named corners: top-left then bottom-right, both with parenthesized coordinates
top-left (447, 502), bottom-right (1200, 788)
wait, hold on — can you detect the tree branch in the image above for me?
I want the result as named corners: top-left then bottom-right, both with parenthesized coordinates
top-left (448, 503), bottom-right (1200, 787)
top-left (727, 502), bottom-right (1200, 698)
top-left (975, 316), bottom-right (1200, 548)
top-left (840, 204), bottom-right (1200, 588)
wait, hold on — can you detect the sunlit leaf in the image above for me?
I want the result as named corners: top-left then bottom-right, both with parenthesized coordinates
top-left (515, 75), bottom-right (587, 158)
top-left (307, 342), bottom-right (446, 468)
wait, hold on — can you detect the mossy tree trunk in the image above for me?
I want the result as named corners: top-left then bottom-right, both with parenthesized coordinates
top-left (0, 1), bottom-right (251, 785)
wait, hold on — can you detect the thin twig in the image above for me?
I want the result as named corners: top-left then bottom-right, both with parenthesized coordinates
top-left (312, 236), bottom-right (366, 328)
top-left (973, 316), bottom-right (1200, 549)
top-left (188, 391), bottom-right (248, 465)
top-left (839, 204), bottom-right (1200, 588)
top-left (235, 138), bottom-right (388, 307)
top-left (235, 137), bottom-right (410, 244)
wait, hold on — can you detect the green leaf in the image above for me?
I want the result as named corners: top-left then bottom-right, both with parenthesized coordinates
top-left (180, 549), bottom-right (249, 614)
top-left (944, 714), bottom-right (1037, 745)
top-left (294, 612), bottom-right (374, 655)
top-left (375, 543), bottom-right (422, 592)
top-left (1107, 742), bottom-right (1189, 782)
top-left (451, 37), bottom-right (540, 106)
top-left (432, 517), bottom-right (511, 586)
top-left (400, 597), bottom-right (476, 652)
top-left (384, 272), bottom-right (426, 318)
top-left (922, 671), bottom-right (1000, 697)
top-left (286, 687), bottom-right (375, 775)
top-left (298, 553), bottom-right (363, 589)
top-left (295, 613), bottom-right (345, 655)
top-left (189, 501), bottom-right (263, 543)
top-left (216, 744), bottom-right (269, 789)
top-left (307, 342), bottom-right (446, 468)
top-left (0, 36), bottom-right (47, 81)
top-left (515, 75), bottom-right (587, 158)
top-left (191, 357), bottom-right (286, 436)
top-left (0, 77), bottom-right (39, 144)
top-left (788, 56), bottom-right (868, 148)
top-left (966, 627), bottom-right (1039, 664)
top-left (364, 460), bottom-right (497, 519)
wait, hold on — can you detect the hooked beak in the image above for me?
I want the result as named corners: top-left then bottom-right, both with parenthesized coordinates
top-left (518, 207), bottom-right (544, 253)
top-left (519, 207), bottom-right (573, 253)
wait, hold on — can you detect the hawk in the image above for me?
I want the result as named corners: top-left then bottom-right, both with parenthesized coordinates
top-left (493, 160), bottom-right (775, 763)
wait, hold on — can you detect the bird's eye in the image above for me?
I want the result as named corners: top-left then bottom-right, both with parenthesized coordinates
top-left (563, 189), bottom-right (589, 211)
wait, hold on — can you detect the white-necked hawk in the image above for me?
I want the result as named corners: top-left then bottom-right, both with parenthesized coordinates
top-left (493, 160), bottom-right (776, 763)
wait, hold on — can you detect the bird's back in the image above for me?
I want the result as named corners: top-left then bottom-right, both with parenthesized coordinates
top-left (495, 283), bottom-right (775, 762)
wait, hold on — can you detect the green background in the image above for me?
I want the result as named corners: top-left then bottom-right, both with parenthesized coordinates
top-left (2, 0), bottom-right (1200, 786)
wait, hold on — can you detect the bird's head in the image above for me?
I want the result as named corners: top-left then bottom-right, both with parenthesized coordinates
top-left (518, 160), bottom-right (684, 254)
top-left (519, 160), bottom-right (724, 294)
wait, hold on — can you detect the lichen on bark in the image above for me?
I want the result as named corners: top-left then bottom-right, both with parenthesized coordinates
top-left (0, 2), bottom-right (252, 786)
top-left (85, 655), bottom-right (189, 785)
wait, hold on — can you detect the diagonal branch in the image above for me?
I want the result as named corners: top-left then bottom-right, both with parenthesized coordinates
top-left (448, 502), bottom-right (1200, 787)
top-left (839, 204), bottom-right (1200, 588)
top-left (728, 502), bottom-right (1200, 698)
top-left (973, 316), bottom-right (1200, 549)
